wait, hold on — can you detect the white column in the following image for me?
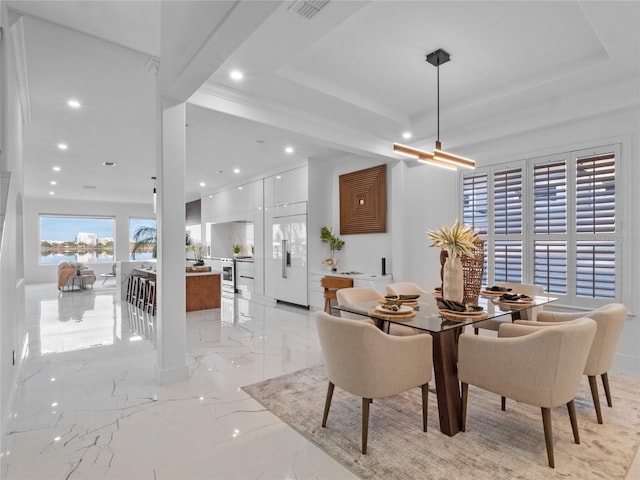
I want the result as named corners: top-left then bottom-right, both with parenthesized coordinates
top-left (155, 101), bottom-right (188, 383)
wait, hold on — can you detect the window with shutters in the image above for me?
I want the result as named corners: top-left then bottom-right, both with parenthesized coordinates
top-left (461, 144), bottom-right (620, 306)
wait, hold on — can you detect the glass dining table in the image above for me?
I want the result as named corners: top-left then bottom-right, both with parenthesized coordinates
top-left (333, 293), bottom-right (558, 437)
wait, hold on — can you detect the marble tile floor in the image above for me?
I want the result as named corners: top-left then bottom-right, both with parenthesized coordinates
top-left (2, 283), bottom-right (639, 479)
top-left (2, 283), bottom-right (357, 480)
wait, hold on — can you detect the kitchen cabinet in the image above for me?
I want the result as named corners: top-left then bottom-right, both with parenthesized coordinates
top-left (265, 202), bottom-right (308, 307)
top-left (264, 165), bottom-right (308, 208)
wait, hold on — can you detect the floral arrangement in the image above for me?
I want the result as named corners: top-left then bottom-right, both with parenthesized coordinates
top-left (71, 261), bottom-right (84, 270)
top-left (427, 220), bottom-right (476, 259)
top-left (320, 226), bottom-right (344, 270)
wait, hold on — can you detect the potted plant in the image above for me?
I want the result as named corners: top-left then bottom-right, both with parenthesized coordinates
top-left (427, 220), bottom-right (476, 302)
top-left (232, 244), bottom-right (241, 257)
top-left (320, 226), bottom-right (345, 271)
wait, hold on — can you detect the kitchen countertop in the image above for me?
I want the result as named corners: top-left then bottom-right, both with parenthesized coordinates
top-left (134, 268), bottom-right (222, 277)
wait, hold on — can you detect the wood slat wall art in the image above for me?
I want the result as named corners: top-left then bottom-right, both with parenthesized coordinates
top-left (339, 164), bottom-right (387, 235)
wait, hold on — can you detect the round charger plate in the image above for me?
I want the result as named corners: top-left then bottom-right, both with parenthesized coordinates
top-left (376, 304), bottom-right (413, 315)
top-left (444, 308), bottom-right (485, 316)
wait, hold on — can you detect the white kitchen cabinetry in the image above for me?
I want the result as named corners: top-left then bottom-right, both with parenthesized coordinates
top-left (264, 165), bottom-right (308, 208)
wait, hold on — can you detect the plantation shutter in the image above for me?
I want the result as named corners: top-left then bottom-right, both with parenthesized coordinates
top-left (575, 154), bottom-right (616, 298)
top-left (533, 161), bottom-right (567, 294)
top-left (462, 174), bottom-right (488, 235)
top-left (493, 168), bottom-right (522, 283)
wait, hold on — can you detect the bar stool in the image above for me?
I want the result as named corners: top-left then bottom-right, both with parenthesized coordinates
top-left (128, 275), bottom-right (140, 304)
top-left (137, 278), bottom-right (148, 310)
top-left (145, 280), bottom-right (156, 316)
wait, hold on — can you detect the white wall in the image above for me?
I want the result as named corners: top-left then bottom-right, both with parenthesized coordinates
top-left (24, 197), bottom-right (154, 283)
top-left (0, 5), bottom-right (27, 450)
top-left (328, 156), bottom-right (395, 275)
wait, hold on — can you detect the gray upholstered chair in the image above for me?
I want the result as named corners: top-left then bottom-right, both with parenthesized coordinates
top-left (515, 303), bottom-right (628, 424)
top-left (336, 287), bottom-right (418, 336)
top-left (473, 282), bottom-right (545, 334)
top-left (315, 311), bottom-right (433, 454)
top-left (458, 317), bottom-right (596, 468)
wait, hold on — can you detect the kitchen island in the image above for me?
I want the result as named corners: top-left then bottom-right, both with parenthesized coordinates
top-left (133, 267), bottom-right (221, 312)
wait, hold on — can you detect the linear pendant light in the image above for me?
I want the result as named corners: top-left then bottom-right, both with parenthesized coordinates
top-left (393, 48), bottom-right (475, 170)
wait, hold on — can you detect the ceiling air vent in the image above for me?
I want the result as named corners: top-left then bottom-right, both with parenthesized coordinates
top-left (83, 185), bottom-right (97, 189)
top-left (287, 0), bottom-right (329, 20)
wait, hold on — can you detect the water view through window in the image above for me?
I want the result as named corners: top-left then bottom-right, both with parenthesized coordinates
top-left (40, 215), bottom-right (115, 264)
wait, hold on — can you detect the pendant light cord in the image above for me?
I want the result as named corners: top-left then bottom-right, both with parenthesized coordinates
top-left (436, 63), bottom-right (440, 143)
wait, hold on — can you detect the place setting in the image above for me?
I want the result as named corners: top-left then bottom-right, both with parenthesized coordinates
top-left (370, 294), bottom-right (421, 320)
top-left (436, 298), bottom-right (487, 321)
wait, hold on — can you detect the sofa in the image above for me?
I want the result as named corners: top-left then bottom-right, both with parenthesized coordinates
top-left (58, 262), bottom-right (96, 291)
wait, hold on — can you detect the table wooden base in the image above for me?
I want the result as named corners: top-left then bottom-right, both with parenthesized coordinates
top-left (432, 327), bottom-right (464, 436)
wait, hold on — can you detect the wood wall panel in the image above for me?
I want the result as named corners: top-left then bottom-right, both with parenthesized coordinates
top-left (339, 164), bottom-right (387, 234)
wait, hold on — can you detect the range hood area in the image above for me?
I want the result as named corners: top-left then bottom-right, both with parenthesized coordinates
top-left (207, 221), bottom-right (254, 259)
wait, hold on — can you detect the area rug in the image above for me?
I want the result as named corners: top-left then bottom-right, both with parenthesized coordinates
top-left (243, 365), bottom-right (640, 480)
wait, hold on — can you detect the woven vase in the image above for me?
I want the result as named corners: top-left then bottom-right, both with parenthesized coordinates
top-left (442, 256), bottom-right (464, 302)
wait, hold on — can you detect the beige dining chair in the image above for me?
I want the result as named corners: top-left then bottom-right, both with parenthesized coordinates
top-left (315, 311), bottom-right (433, 454)
top-left (386, 282), bottom-right (437, 309)
top-left (473, 282), bottom-right (545, 335)
top-left (515, 302), bottom-right (627, 424)
top-left (458, 317), bottom-right (597, 468)
top-left (336, 287), bottom-right (418, 336)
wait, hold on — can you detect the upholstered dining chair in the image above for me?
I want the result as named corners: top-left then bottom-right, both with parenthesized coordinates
top-left (315, 311), bottom-right (433, 454)
top-left (458, 317), bottom-right (597, 468)
top-left (386, 282), bottom-right (437, 309)
top-left (336, 287), bottom-right (418, 336)
top-left (514, 303), bottom-right (628, 424)
top-left (473, 282), bottom-right (545, 335)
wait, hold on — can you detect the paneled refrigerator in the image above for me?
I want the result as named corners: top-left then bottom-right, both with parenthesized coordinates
top-left (266, 202), bottom-right (308, 307)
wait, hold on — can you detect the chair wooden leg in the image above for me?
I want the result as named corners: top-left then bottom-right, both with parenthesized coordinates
top-left (588, 375), bottom-right (603, 424)
top-left (601, 372), bottom-right (613, 407)
top-left (567, 400), bottom-right (580, 444)
top-left (322, 382), bottom-right (334, 428)
top-left (362, 397), bottom-right (371, 454)
top-left (501, 396), bottom-right (506, 411)
top-left (460, 382), bottom-right (468, 432)
top-left (421, 383), bottom-right (429, 432)
top-left (541, 407), bottom-right (555, 468)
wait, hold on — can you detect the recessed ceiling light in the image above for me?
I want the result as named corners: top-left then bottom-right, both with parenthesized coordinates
top-left (53, 166), bottom-right (61, 172)
top-left (103, 162), bottom-right (116, 167)
top-left (230, 70), bottom-right (244, 81)
top-left (67, 99), bottom-right (81, 109)
top-left (233, 168), bottom-right (240, 174)
top-left (238, 186), bottom-right (243, 190)
top-left (50, 180), bottom-right (57, 185)
top-left (49, 191), bottom-right (55, 195)
top-left (199, 182), bottom-right (206, 187)
top-left (402, 132), bottom-right (412, 139)
top-left (285, 146), bottom-right (294, 154)
top-left (57, 143), bottom-right (68, 150)
top-left (276, 175), bottom-right (282, 179)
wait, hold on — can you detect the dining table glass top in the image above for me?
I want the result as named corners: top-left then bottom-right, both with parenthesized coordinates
top-left (332, 294), bottom-right (558, 334)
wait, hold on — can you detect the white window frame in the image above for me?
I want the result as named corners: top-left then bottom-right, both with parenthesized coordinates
top-left (460, 142), bottom-right (626, 310)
